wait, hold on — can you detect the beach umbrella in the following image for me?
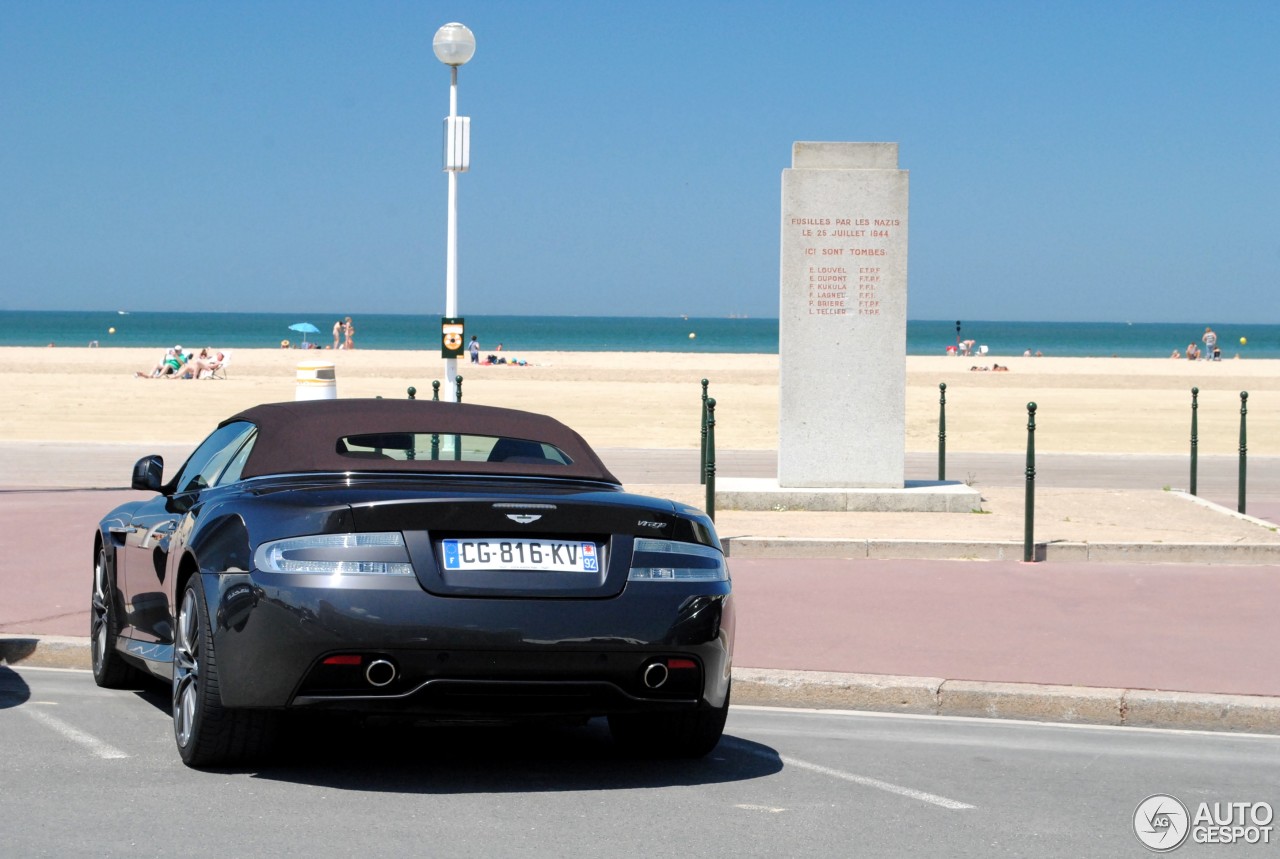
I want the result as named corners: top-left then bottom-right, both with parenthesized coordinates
top-left (288, 322), bottom-right (321, 345)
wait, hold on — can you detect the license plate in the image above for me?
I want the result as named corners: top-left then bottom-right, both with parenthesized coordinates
top-left (441, 538), bottom-right (600, 573)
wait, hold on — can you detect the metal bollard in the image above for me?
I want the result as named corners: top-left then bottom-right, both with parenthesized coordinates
top-left (454, 376), bottom-right (464, 460)
top-left (938, 382), bottom-right (947, 481)
top-left (1023, 402), bottom-right (1037, 563)
top-left (699, 379), bottom-right (709, 485)
top-left (704, 397), bottom-right (716, 522)
top-left (406, 386), bottom-right (417, 459)
top-left (1189, 387), bottom-right (1199, 496)
top-left (431, 382), bottom-right (441, 460)
top-left (1239, 391), bottom-right (1248, 514)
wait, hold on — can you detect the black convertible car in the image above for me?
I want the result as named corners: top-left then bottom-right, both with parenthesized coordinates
top-left (92, 399), bottom-right (733, 767)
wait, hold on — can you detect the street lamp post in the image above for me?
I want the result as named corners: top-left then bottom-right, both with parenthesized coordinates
top-left (433, 22), bottom-right (475, 402)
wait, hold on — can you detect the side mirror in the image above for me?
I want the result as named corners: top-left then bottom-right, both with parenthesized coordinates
top-left (131, 455), bottom-right (165, 493)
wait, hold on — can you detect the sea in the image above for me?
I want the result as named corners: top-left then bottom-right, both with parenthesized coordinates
top-left (3, 310), bottom-right (1278, 359)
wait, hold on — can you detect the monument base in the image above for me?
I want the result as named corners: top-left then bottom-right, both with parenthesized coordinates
top-left (716, 477), bottom-right (982, 513)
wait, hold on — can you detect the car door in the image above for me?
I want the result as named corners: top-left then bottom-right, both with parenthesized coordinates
top-left (114, 492), bottom-right (182, 643)
top-left (116, 422), bottom-right (257, 643)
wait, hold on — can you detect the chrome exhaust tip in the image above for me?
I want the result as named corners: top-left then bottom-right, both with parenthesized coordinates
top-left (365, 658), bottom-right (397, 688)
top-left (642, 661), bottom-right (669, 689)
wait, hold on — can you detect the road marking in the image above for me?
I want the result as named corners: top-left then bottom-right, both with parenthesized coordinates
top-left (724, 738), bottom-right (973, 810)
top-left (25, 709), bottom-right (129, 759)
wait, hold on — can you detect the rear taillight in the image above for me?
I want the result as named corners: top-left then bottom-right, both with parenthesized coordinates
top-left (627, 539), bottom-right (727, 582)
top-left (253, 532), bottom-right (413, 576)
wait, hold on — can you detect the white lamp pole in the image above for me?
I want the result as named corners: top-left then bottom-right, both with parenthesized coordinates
top-left (433, 23), bottom-right (475, 402)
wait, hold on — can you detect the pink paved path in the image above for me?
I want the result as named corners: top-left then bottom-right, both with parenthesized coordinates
top-left (3, 489), bottom-right (1278, 698)
top-left (729, 559), bottom-right (1280, 697)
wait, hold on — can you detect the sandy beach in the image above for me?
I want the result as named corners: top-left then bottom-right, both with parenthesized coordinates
top-left (1, 346), bottom-right (1277, 456)
top-left (1, 344), bottom-right (1276, 459)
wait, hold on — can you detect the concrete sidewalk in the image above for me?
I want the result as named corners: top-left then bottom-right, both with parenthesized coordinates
top-left (3, 444), bottom-right (1279, 734)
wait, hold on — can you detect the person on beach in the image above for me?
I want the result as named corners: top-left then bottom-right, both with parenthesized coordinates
top-left (1170, 348), bottom-right (1181, 359)
top-left (1186, 342), bottom-right (1200, 360)
top-left (137, 349), bottom-right (175, 377)
top-left (333, 320), bottom-right (343, 350)
top-left (137, 347), bottom-right (186, 378)
top-left (173, 348), bottom-right (223, 379)
top-left (343, 317), bottom-right (355, 350)
top-left (1202, 326), bottom-right (1217, 360)
top-left (469, 335), bottom-right (480, 364)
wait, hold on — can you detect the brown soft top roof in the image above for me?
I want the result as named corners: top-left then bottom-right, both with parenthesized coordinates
top-left (222, 399), bottom-right (619, 484)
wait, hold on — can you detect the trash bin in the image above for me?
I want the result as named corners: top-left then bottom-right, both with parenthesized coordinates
top-left (296, 361), bottom-right (337, 401)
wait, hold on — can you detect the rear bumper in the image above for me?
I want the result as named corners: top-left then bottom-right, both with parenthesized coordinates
top-left (205, 572), bottom-right (733, 714)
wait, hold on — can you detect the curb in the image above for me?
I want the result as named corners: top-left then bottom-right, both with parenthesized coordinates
top-left (5, 636), bottom-right (1278, 735)
top-left (0, 635), bottom-right (91, 670)
top-left (732, 668), bottom-right (1280, 734)
top-left (722, 537), bottom-right (1280, 564)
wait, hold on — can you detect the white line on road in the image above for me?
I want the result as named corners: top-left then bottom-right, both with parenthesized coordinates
top-left (25, 709), bottom-right (129, 759)
top-left (724, 738), bottom-right (974, 810)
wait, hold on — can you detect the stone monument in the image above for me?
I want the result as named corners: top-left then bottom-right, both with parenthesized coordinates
top-left (780, 142), bottom-right (907, 487)
top-left (717, 142), bottom-right (979, 513)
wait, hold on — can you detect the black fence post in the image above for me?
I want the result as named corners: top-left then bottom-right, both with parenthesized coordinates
top-left (405, 385), bottom-right (418, 458)
top-left (1189, 387), bottom-right (1198, 496)
top-left (704, 397), bottom-right (716, 522)
top-left (453, 376), bottom-right (464, 460)
top-left (1238, 391), bottom-right (1248, 514)
top-left (430, 382), bottom-right (441, 460)
top-left (1023, 402), bottom-right (1037, 563)
top-left (699, 379), bottom-right (709, 485)
top-left (938, 382), bottom-right (947, 481)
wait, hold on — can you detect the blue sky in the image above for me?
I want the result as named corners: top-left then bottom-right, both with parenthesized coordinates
top-left (3, 1), bottom-right (1277, 322)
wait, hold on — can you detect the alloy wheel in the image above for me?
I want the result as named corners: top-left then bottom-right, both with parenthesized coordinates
top-left (173, 588), bottom-right (201, 748)
top-left (90, 552), bottom-right (109, 672)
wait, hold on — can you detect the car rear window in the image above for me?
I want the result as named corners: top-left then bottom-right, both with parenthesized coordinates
top-left (337, 432), bottom-right (574, 466)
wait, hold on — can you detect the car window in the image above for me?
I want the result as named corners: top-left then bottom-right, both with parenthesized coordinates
top-left (211, 429), bottom-right (257, 487)
top-left (172, 422), bottom-right (258, 495)
top-left (337, 432), bottom-right (573, 465)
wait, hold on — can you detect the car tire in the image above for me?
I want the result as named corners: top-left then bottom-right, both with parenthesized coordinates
top-left (608, 681), bottom-right (731, 759)
top-left (173, 579), bottom-right (278, 767)
top-left (90, 547), bottom-right (144, 689)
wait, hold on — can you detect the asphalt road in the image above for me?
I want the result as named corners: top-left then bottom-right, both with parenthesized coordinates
top-left (4, 667), bottom-right (1276, 858)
